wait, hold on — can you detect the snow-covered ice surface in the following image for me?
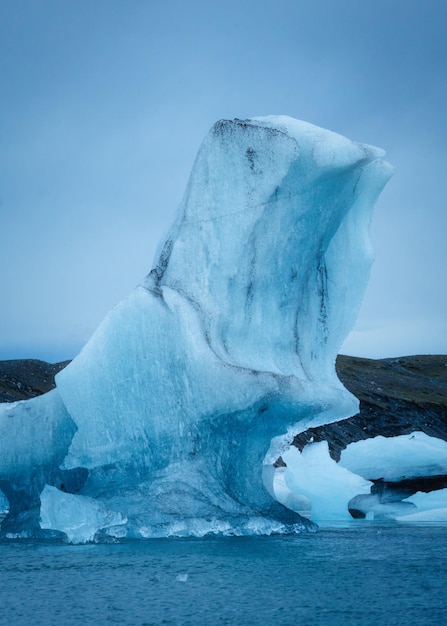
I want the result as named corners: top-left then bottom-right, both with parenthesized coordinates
top-left (275, 433), bottom-right (447, 524)
top-left (0, 116), bottom-right (394, 542)
top-left (339, 432), bottom-right (447, 481)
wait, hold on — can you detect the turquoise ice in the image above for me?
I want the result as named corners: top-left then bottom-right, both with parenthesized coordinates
top-left (0, 117), bottom-right (393, 541)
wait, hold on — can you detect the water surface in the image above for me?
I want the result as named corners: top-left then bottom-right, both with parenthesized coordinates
top-left (1, 523), bottom-right (446, 625)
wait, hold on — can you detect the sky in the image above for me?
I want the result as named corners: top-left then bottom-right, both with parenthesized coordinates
top-left (1, 0), bottom-right (446, 362)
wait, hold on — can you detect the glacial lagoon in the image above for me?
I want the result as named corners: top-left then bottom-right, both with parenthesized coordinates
top-left (1, 523), bottom-right (446, 625)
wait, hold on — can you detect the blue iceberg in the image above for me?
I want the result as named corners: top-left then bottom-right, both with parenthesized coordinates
top-left (0, 116), bottom-right (393, 541)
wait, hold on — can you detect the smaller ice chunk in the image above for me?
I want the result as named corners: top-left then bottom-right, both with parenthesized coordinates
top-left (40, 485), bottom-right (127, 543)
top-left (405, 487), bottom-right (447, 510)
top-left (339, 432), bottom-right (447, 481)
top-left (176, 573), bottom-right (188, 583)
top-left (279, 442), bottom-right (371, 522)
top-left (272, 468), bottom-right (312, 518)
top-left (0, 389), bottom-right (75, 477)
top-left (396, 508), bottom-right (447, 523)
top-left (348, 493), bottom-right (417, 520)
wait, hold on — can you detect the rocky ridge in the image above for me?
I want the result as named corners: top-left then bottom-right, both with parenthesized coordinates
top-left (0, 359), bottom-right (70, 403)
top-left (294, 354), bottom-right (447, 457)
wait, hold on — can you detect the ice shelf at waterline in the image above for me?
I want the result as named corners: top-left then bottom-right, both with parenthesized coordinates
top-left (0, 116), bottom-right (393, 541)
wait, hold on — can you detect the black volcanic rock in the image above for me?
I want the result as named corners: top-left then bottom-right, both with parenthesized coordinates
top-left (0, 359), bottom-right (70, 403)
top-left (293, 354), bottom-right (447, 459)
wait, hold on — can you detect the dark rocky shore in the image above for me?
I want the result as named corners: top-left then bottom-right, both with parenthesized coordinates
top-left (1, 354), bottom-right (446, 454)
top-left (0, 359), bottom-right (70, 403)
top-left (295, 354), bottom-right (447, 459)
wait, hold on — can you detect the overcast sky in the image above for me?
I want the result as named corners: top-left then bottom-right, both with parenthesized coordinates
top-left (1, 0), bottom-right (446, 362)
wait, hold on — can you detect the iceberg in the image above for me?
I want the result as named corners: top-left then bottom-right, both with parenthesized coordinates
top-left (276, 432), bottom-right (447, 523)
top-left (399, 488), bottom-right (447, 522)
top-left (274, 431), bottom-right (447, 526)
top-left (338, 432), bottom-right (447, 520)
top-left (339, 432), bottom-right (447, 481)
top-left (0, 116), bottom-right (393, 541)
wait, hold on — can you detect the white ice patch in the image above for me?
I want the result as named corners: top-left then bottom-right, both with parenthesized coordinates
top-left (339, 432), bottom-right (447, 481)
top-left (279, 442), bottom-right (371, 521)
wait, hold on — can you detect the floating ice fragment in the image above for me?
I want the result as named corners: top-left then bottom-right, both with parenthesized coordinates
top-left (278, 442), bottom-right (371, 522)
top-left (339, 432), bottom-right (447, 481)
top-left (176, 573), bottom-right (188, 583)
top-left (40, 485), bottom-right (127, 543)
